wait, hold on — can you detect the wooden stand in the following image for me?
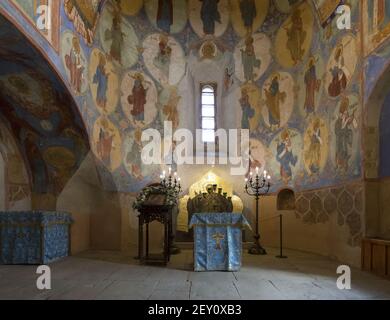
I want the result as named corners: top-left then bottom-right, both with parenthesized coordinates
top-left (137, 204), bottom-right (173, 266)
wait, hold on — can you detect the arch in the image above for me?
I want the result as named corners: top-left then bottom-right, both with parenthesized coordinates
top-left (277, 188), bottom-right (296, 211)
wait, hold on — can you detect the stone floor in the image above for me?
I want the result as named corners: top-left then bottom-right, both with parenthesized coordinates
top-left (0, 248), bottom-right (390, 300)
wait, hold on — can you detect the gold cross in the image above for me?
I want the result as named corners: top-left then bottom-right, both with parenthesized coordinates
top-left (212, 232), bottom-right (225, 250)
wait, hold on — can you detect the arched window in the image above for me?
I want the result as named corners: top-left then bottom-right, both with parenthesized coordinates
top-left (277, 189), bottom-right (296, 210)
top-left (200, 84), bottom-right (217, 143)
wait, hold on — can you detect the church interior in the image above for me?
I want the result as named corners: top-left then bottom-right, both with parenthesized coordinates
top-left (1, 0), bottom-right (390, 301)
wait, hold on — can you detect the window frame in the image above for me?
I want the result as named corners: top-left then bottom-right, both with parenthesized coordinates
top-left (200, 82), bottom-right (217, 144)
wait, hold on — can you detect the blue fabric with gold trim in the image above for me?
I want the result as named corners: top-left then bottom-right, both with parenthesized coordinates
top-left (189, 212), bottom-right (250, 272)
top-left (0, 211), bottom-right (73, 265)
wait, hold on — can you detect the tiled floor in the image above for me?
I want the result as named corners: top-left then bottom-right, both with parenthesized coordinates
top-left (0, 248), bottom-right (389, 300)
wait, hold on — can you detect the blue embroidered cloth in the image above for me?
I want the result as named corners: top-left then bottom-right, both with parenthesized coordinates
top-left (189, 212), bottom-right (251, 272)
top-left (0, 211), bottom-right (73, 264)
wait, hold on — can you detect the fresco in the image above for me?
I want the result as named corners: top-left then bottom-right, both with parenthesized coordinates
top-left (312, 0), bottom-right (342, 27)
top-left (261, 72), bottom-right (295, 131)
top-left (189, 0), bottom-right (230, 38)
top-left (61, 31), bottom-right (89, 95)
top-left (120, 0), bottom-right (143, 16)
top-left (64, 0), bottom-right (105, 45)
top-left (92, 116), bottom-right (122, 171)
top-left (88, 48), bottom-right (119, 115)
top-left (363, 0), bottom-right (390, 55)
top-left (230, 0), bottom-right (269, 38)
top-left (142, 33), bottom-right (186, 85)
top-left (145, 0), bottom-right (187, 34)
top-left (274, 0), bottom-right (302, 14)
top-left (247, 138), bottom-right (267, 176)
top-left (10, 0), bottom-right (60, 51)
top-left (158, 86), bottom-right (182, 131)
top-left (303, 117), bottom-right (329, 176)
top-left (120, 71), bottom-right (158, 128)
top-left (275, 1), bottom-right (314, 68)
top-left (325, 34), bottom-right (358, 98)
top-left (233, 33), bottom-right (272, 83)
top-left (98, 3), bottom-right (139, 69)
top-left (235, 83), bottom-right (261, 131)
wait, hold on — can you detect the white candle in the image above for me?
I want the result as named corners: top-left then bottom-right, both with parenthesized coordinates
top-left (267, 175), bottom-right (271, 180)
top-left (250, 171), bottom-right (253, 176)
top-left (256, 167), bottom-right (259, 174)
top-left (264, 170), bottom-right (267, 176)
top-left (168, 167), bottom-right (172, 175)
top-left (245, 178), bottom-right (248, 182)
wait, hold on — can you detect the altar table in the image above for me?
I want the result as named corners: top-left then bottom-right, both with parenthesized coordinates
top-left (0, 211), bottom-right (73, 264)
top-left (189, 212), bottom-right (250, 272)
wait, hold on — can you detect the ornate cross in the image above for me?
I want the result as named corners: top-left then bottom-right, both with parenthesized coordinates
top-left (212, 232), bottom-right (225, 250)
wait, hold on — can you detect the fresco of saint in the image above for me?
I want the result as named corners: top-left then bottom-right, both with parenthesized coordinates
top-left (239, 0), bottom-right (257, 33)
top-left (239, 88), bottom-right (255, 129)
top-left (104, 11), bottom-right (125, 64)
top-left (65, 36), bottom-right (84, 94)
top-left (200, 0), bottom-right (221, 35)
top-left (153, 34), bottom-right (172, 79)
top-left (163, 88), bottom-right (181, 130)
top-left (264, 73), bottom-right (286, 131)
top-left (126, 129), bottom-right (144, 180)
top-left (93, 53), bottom-right (109, 111)
top-left (328, 44), bottom-right (347, 97)
top-left (334, 96), bottom-right (358, 173)
top-left (97, 119), bottom-right (114, 168)
top-left (157, 0), bottom-right (174, 33)
top-left (304, 57), bottom-right (321, 115)
top-left (285, 8), bottom-right (306, 65)
top-left (241, 35), bottom-right (261, 82)
top-left (128, 73), bottom-right (149, 123)
top-left (306, 118), bottom-right (322, 174)
top-left (276, 130), bottom-right (298, 184)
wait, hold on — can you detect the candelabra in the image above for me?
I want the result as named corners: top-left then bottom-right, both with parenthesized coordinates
top-left (245, 167), bottom-right (271, 255)
top-left (160, 167), bottom-right (182, 255)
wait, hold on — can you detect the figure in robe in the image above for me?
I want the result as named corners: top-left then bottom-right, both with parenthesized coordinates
top-left (65, 36), bottom-right (84, 94)
top-left (127, 128), bottom-right (144, 180)
top-left (304, 57), bottom-right (321, 115)
top-left (241, 35), bottom-right (261, 82)
top-left (128, 73), bottom-right (148, 122)
top-left (264, 74), bottom-right (286, 130)
top-left (239, 88), bottom-right (255, 129)
top-left (239, 0), bottom-right (257, 33)
top-left (285, 8), bottom-right (306, 65)
top-left (328, 45), bottom-right (347, 97)
top-left (97, 120), bottom-right (114, 168)
top-left (163, 88), bottom-right (181, 130)
top-left (377, 0), bottom-right (390, 28)
top-left (334, 97), bottom-right (358, 173)
top-left (157, 0), bottom-right (174, 33)
top-left (93, 53), bottom-right (109, 111)
top-left (153, 34), bottom-right (172, 80)
top-left (200, 0), bottom-right (222, 35)
top-left (276, 130), bottom-right (297, 184)
top-left (105, 12), bottom-right (124, 64)
top-left (306, 118), bottom-right (322, 174)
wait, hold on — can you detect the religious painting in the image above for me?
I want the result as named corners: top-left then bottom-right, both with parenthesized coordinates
top-left (92, 116), bottom-right (121, 171)
top-left (120, 71), bottom-right (158, 128)
top-left (199, 40), bottom-right (219, 60)
top-left (10, 0), bottom-right (60, 51)
top-left (261, 72), bottom-right (295, 131)
top-left (330, 94), bottom-right (359, 175)
top-left (64, 0), bottom-right (105, 46)
top-left (88, 48), bottom-right (119, 115)
top-left (60, 31), bottom-right (88, 96)
top-left (158, 86), bottom-right (182, 131)
top-left (268, 128), bottom-right (303, 185)
top-left (325, 34), bottom-right (358, 98)
top-left (122, 129), bottom-right (161, 182)
top-left (275, 1), bottom-right (314, 68)
top-left (119, 0), bottom-right (143, 16)
top-left (142, 33), bottom-right (186, 86)
top-left (312, 0), bottom-right (342, 27)
top-left (189, 0), bottom-right (230, 38)
top-left (298, 55), bottom-right (324, 117)
top-left (230, 0), bottom-right (269, 38)
top-left (362, 0), bottom-right (390, 55)
top-left (303, 117), bottom-right (329, 176)
top-left (145, 0), bottom-right (187, 34)
top-left (235, 83), bottom-right (261, 131)
top-left (246, 138), bottom-right (267, 178)
top-left (233, 33), bottom-right (271, 83)
top-left (274, 0), bottom-right (301, 13)
top-left (98, 4), bottom-right (139, 69)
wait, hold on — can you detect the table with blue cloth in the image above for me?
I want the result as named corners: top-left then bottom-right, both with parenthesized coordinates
top-left (189, 212), bottom-right (250, 272)
top-left (0, 211), bottom-right (73, 265)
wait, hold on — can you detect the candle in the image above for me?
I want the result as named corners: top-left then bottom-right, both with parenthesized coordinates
top-left (245, 178), bottom-right (248, 182)
top-left (256, 167), bottom-right (259, 174)
top-left (263, 170), bottom-right (267, 176)
top-left (250, 171), bottom-right (253, 176)
top-left (168, 167), bottom-right (172, 175)
top-left (267, 175), bottom-right (271, 180)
